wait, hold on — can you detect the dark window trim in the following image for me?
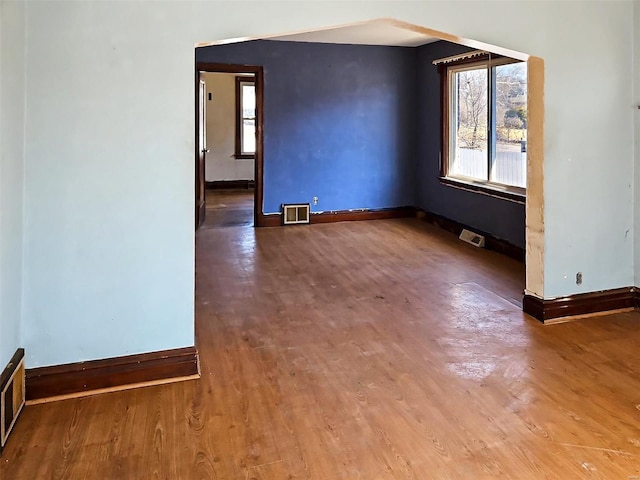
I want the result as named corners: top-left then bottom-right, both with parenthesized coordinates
top-left (439, 176), bottom-right (525, 204)
top-left (235, 76), bottom-right (256, 159)
top-left (439, 55), bottom-right (526, 202)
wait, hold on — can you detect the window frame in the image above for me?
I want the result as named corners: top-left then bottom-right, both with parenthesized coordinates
top-left (439, 54), bottom-right (526, 203)
top-left (235, 76), bottom-right (256, 159)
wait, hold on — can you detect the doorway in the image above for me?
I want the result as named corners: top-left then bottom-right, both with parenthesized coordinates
top-left (195, 63), bottom-right (264, 229)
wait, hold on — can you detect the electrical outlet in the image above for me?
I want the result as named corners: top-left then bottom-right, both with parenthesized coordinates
top-left (313, 196), bottom-right (318, 205)
top-left (576, 272), bottom-right (583, 285)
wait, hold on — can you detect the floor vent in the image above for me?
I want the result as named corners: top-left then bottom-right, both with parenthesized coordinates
top-left (1, 349), bottom-right (25, 455)
top-left (282, 203), bottom-right (310, 225)
top-left (459, 229), bottom-right (486, 248)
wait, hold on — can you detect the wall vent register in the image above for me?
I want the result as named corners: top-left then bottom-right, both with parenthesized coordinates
top-left (459, 229), bottom-right (486, 248)
top-left (282, 204), bottom-right (310, 225)
top-left (1, 348), bottom-right (25, 454)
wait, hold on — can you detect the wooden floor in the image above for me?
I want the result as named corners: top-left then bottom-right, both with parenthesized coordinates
top-left (202, 189), bottom-right (254, 229)
top-left (3, 218), bottom-right (640, 479)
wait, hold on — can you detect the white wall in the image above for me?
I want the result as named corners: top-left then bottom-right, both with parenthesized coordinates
top-left (538, 1), bottom-right (634, 297)
top-left (0, 0), bottom-right (26, 368)
top-left (18, 1), bottom-right (636, 367)
top-left (203, 73), bottom-right (254, 182)
top-left (22, 2), bottom-right (197, 367)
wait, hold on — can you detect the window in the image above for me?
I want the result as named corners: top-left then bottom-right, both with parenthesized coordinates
top-left (235, 77), bottom-right (256, 158)
top-left (440, 54), bottom-right (527, 198)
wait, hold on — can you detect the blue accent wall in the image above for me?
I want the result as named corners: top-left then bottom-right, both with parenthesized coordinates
top-left (416, 41), bottom-right (526, 248)
top-left (197, 39), bottom-right (524, 248)
top-left (197, 40), bottom-right (417, 214)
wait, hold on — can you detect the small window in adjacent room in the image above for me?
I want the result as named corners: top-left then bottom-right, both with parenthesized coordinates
top-left (438, 52), bottom-right (527, 200)
top-left (235, 77), bottom-right (256, 158)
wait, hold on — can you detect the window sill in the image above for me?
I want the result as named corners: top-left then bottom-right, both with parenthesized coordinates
top-left (439, 176), bottom-right (525, 204)
top-left (234, 154), bottom-right (255, 160)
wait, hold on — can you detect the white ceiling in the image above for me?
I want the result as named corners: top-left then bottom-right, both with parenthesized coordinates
top-left (201, 19), bottom-right (527, 62)
top-left (268, 20), bottom-right (438, 47)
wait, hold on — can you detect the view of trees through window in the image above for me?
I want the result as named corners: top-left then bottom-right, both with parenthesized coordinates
top-left (449, 61), bottom-right (527, 189)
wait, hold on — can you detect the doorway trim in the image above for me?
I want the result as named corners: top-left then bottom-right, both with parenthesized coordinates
top-left (198, 18), bottom-right (544, 303)
top-left (195, 62), bottom-right (265, 227)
